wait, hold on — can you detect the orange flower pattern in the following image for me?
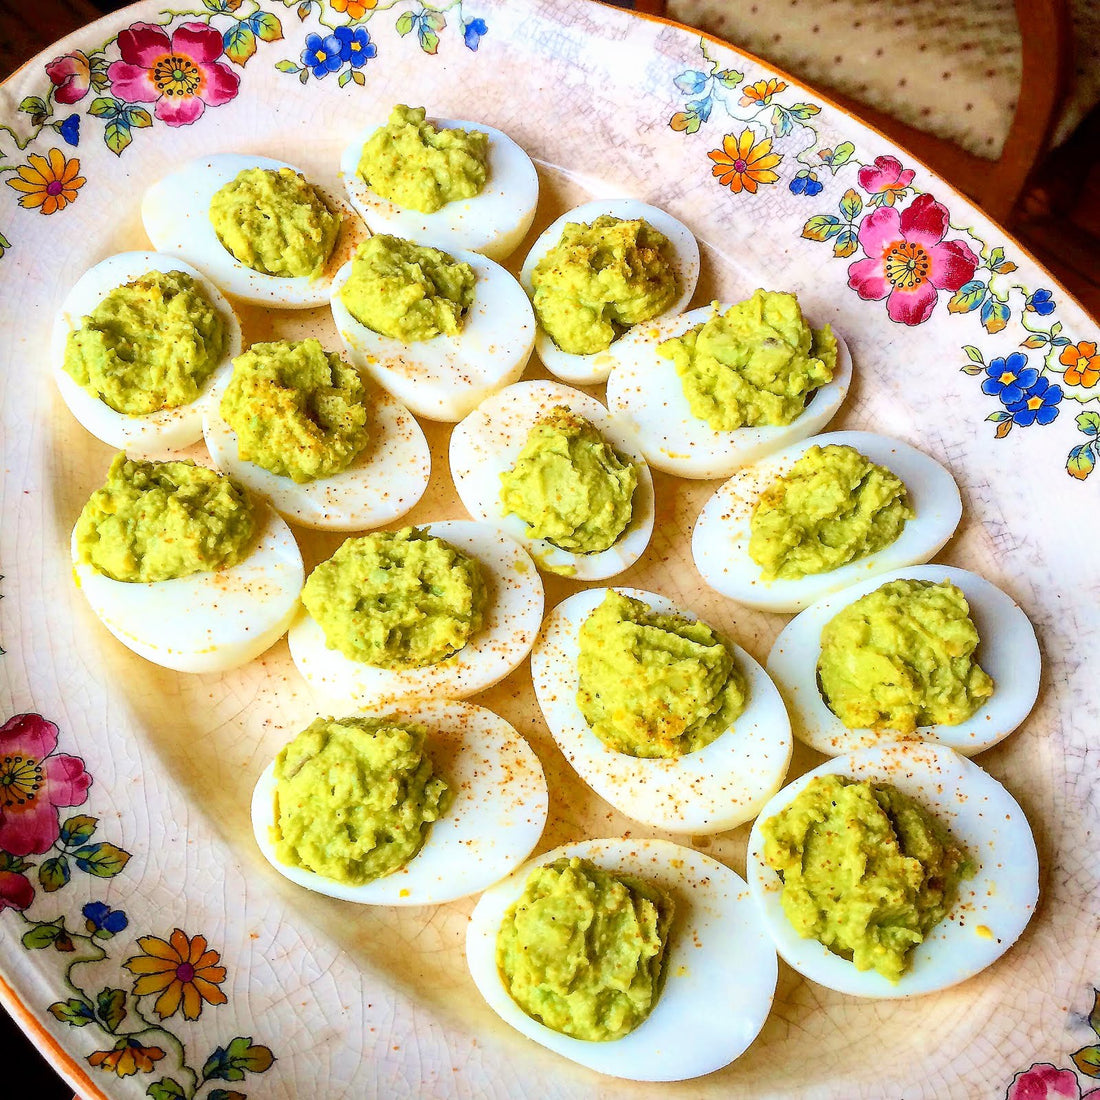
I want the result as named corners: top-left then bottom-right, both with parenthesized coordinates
top-left (124, 928), bottom-right (228, 1020)
top-left (5, 148), bottom-right (85, 215)
top-left (740, 77), bottom-right (786, 106)
top-left (1060, 341), bottom-right (1100, 388)
top-left (87, 1038), bottom-right (166, 1078)
top-left (331, 0), bottom-right (377, 17)
top-left (707, 130), bottom-right (782, 194)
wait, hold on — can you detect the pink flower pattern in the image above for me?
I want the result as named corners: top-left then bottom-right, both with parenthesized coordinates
top-left (1007, 1063), bottom-right (1100, 1100)
top-left (857, 153), bottom-right (915, 205)
top-left (847, 193), bottom-right (979, 326)
top-left (45, 51), bottom-right (92, 105)
top-left (107, 22), bottom-right (239, 127)
top-left (0, 713), bottom-right (91, 856)
top-left (0, 869), bottom-right (34, 913)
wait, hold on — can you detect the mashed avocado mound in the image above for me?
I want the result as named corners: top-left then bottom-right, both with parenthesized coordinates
top-left (272, 716), bottom-right (450, 885)
top-left (750, 444), bottom-right (914, 580)
top-left (762, 774), bottom-right (974, 981)
top-left (74, 453), bottom-right (255, 583)
top-left (357, 104), bottom-right (489, 214)
top-left (301, 527), bottom-right (487, 669)
top-left (219, 338), bottom-right (369, 483)
top-left (496, 856), bottom-right (674, 1041)
top-left (63, 269), bottom-right (227, 415)
top-left (577, 590), bottom-right (748, 758)
top-left (818, 579), bottom-right (995, 734)
top-left (209, 166), bottom-right (340, 279)
top-left (339, 234), bottom-right (476, 342)
top-left (499, 406), bottom-right (638, 554)
top-left (660, 289), bottom-right (837, 430)
top-left (531, 215), bottom-right (680, 355)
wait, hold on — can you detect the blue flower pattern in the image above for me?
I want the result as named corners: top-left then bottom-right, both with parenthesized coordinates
top-left (982, 352), bottom-right (1039, 406)
top-left (301, 31), bottom-right (343, 78)
top-left (334, 26), bottom-right (377, 68)
top-left (464, 18), bottom-right (488, 51)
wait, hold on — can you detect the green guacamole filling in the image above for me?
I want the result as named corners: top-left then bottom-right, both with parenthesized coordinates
top-left (577, 589), bottom-right (748, 758)
top-left (272, 715), bottom-right (450, 885)
top-left (762, 774), bottom-right (974, 981)
top-left (219, 338), bottom-right (369, 484)
top-left (660, 289), bottom-right (837, 430)
top-left (499, 406), bottom-right (638, 555)
top-left (339, 234), bottom-right (476, 342)
top-left (356, 104), bottom-right (489, 214)
top-left (301, 527), bottom-right (488, 669)
top-left (63, 269), bottom-right (227, 415)
top-left (750, 444), bottom-right (914, 581)
top-left (496, 856), bottom-right (674, 1041)
top-left (530, 214), bottom-right (680, 355)
top-left (74, 453), bottom-right (255, 583)
top-left (817, 578), bottom-right (995, 734)
top-left (209, 166), bottom-right (340, 279)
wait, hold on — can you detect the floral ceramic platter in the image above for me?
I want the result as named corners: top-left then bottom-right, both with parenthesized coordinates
top-left (1, 1), bottom-right (1098, 1097)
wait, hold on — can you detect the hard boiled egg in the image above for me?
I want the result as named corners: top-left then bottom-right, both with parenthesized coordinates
top-left (142, 153), bottom-right (345, 308)
top-left (530, 587), bottom-right (792, 833)
top-left (52, 251), bottom-right (242, 452)
top-left (692, 431), bottom-right (962, 612)
top-left (449, 380), bottom-right (654, 579)
top-left (203, 369), bottom-right (430, 532)
top-left (289, 520), bottom-right (544, 709)
top-left (605, 305), bottom-right (853, 479)
top-left (519, 198), bottom-right (700, 385)
top-left (72, 501), bottom-right (303, 673)
top-left (251, 700), bottom-right (548, 905)
top-left (339, 114), bottom-right (538, 261)
top-left (746, 741), bottom-right (1039, 997)
top-left (329, 248), bottom-right (534, 422)
top-left (466, 836), bottom-right (777, 1081)
top-left (767, 564), bottom-right (1041, 756)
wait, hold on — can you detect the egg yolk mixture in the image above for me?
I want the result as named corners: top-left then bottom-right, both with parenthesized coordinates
top-left (531, 215), bottom-right (680, 355)
top-left (660, 289), bottom-right (837, 430)
top-left (219, 338), bottom-right (369, 484)
top-left (339, 234), bottom-right (476, 342)
top-left (301, 527), bottom-right (487, 669)
top-left (357, 104), bottom-right (489, 214)
top-left (209, 166), bottom-right (340, 279)
top-left (577, 590), bottom-right (748, 758)
top-left (63, 269), bottom-right (227, 415)
top-left (271, 716), bottom-right (450, 885)
top-left (762, 774), bottom-right (974, 981)
top-left (74, 452), bottom-right (256, 583)
top-left (499, 406), bottom-right (637, 555)
top-left (496, 856), bottom-right (674, 1041)
top-left (749, 444), bottom-right (914, 581)
top-left (817, 578), bottom-right (995, 733)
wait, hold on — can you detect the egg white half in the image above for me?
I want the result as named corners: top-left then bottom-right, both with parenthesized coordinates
top-left (519, 198), bottom-right (700, 386)
top-left (746, 741), bottom-right (1039, 998)
top-left (142, 153), bottom-right (343, 308)
top-left (530, 587), bottom-right (792, 833)
top-left (52, 251), bottom-right (243, 452)
top-left (289, 520), bottom-right (544, 709)
top-left (203, 368), bottom-right (430, 532)
top-left (767, 564), bottom-right (1041, 756)
top-left (466, 837), bottom-right (777, 1082)
top-left (339, 115), bottom-right (538, 261)
top-left (605, 304), bottom-right (853, 479)
top-left (251, 700), bottom-right (548, 906)
top-left (330, 249), bottom-right (534, 422)
top-left (692, 430), bottom-right (962, 612)
top-left (449, 380), bottom-right (655, 579)
top-left (72, 501), bottom-right (304, 673)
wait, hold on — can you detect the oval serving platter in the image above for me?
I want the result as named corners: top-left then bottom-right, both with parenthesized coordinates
top-left (1, 2), bottom-right (1098, 1097)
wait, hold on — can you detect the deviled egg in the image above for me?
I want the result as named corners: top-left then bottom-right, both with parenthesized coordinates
top-left (530, 587), bottom-right (792, 833)
top-left (746, 741), bottom-right (1039, 997)
top-left (692, 431), bottom-right (962, 612)
top-left (449, 379), bottom-right (654, 578)
top-left (520, 198), bottom-right (700, 385)
top-left (466, 837), bottom-right (777, 1081)
top-left (52, 251), bottom-right (242, 452)
top-left (142, 153), bottom-right (347, 307)
top-left (767, 565), bottom-right (1040, 756)
top-left (251, 700), bottom-right (548, 905)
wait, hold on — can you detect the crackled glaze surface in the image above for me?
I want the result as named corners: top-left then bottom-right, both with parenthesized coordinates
top-left (1, 1), bottom-right (1099, 1097)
